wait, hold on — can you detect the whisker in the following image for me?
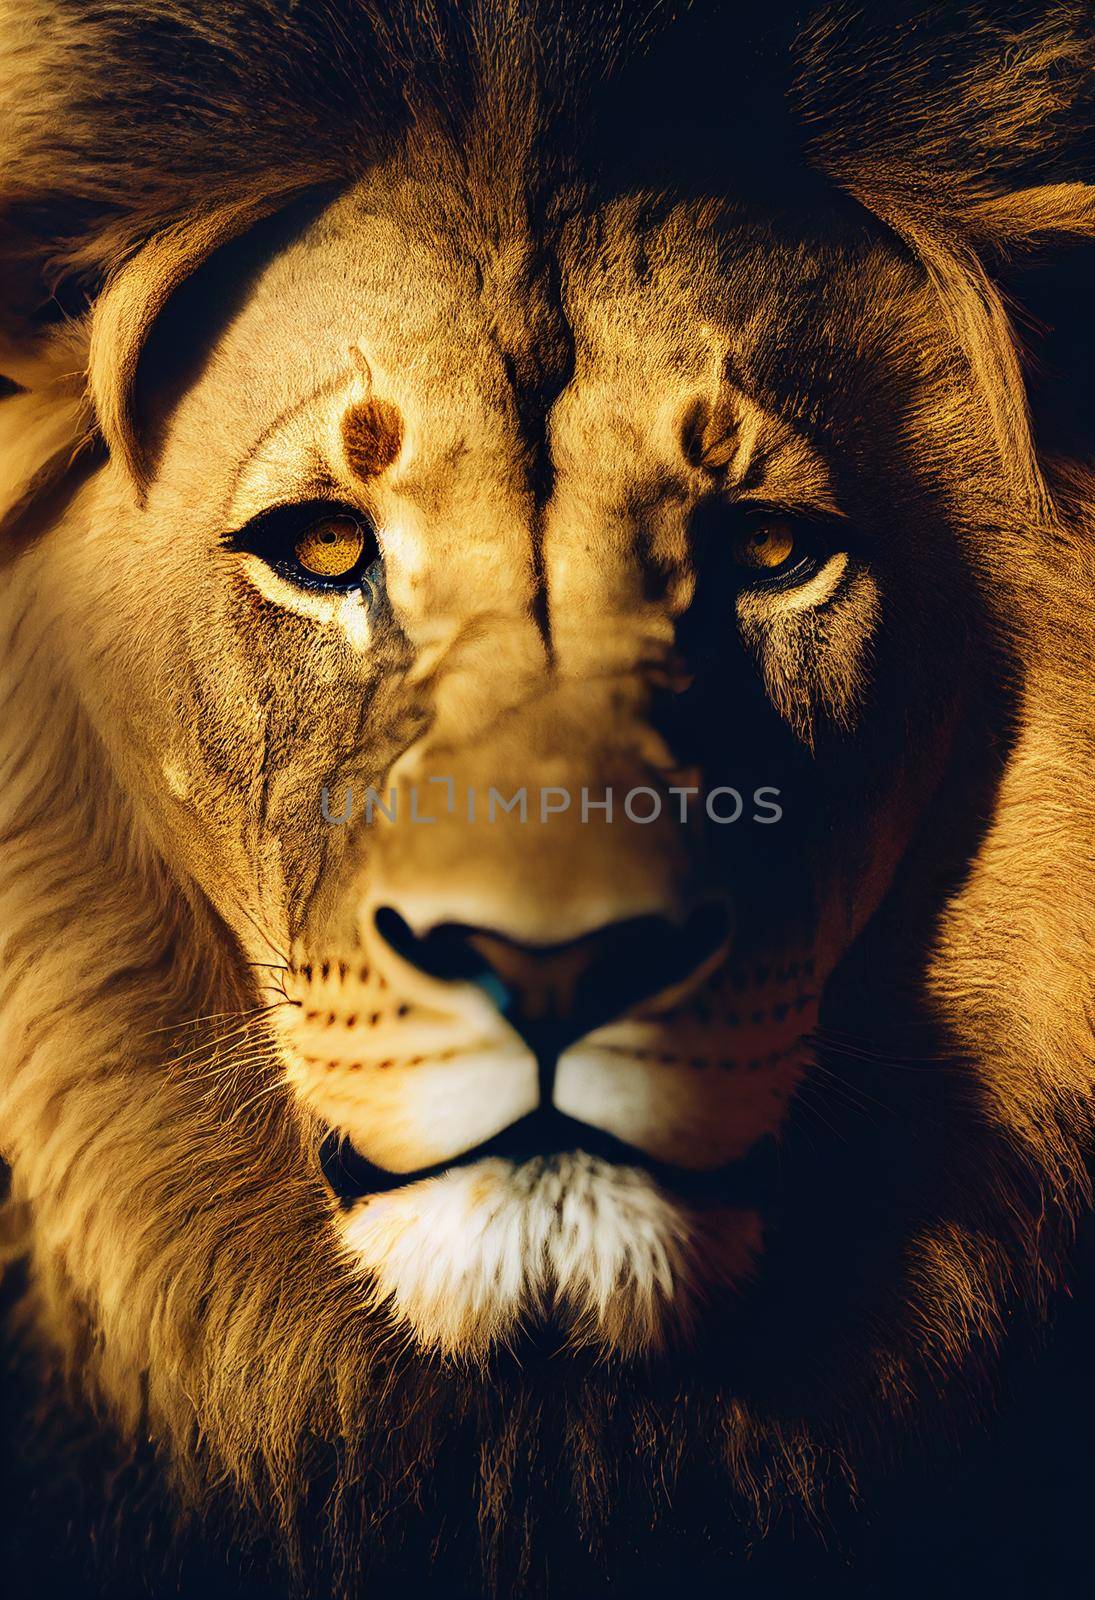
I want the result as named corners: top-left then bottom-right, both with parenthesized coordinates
top-left (188, 1048), bottom-right (284, 1114)
top-left (230, 900), bottom-right (292, 967)
top-left (806, 1058), bottom-right (893, 1118)
top-left (810, 1028), bottom-right (955, 1071)
top-left (161, 1003), bottom-right (293, 1072)
top-left (792, 1085), bottom-right (854, 1147)
top-left (220, 1074), bottom-right (293, 1129)
top-left (138, 1001), bottom-right (280, 1041)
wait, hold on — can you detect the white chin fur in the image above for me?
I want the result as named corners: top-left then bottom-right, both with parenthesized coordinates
top-left (338, 1154), bottom-right (762, 1359)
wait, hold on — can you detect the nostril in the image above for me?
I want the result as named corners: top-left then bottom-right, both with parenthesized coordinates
top-left (374, 905), bottom-right (489, 984)
top-left (373, 899), bottom-right (731, 1052)
top-left (563, 900), bottom-right (730, 1034)
top-left (374, 905), bottom-right (517, 1015)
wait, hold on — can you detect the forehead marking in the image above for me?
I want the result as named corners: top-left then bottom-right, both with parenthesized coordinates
top-left (683, 389), bottom-right (837, 508)
top-left (341, 398), bottom-right (404, 480)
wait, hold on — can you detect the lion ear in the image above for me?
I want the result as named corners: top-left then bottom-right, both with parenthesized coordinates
top-left (86, 189), bottom-right (338, 497)
top-left (797, 5), bottom-right (1095, 476)
top-left (961, 182), bottom-right (1095, 250)
top-left (1, 196), bottom-right (293, 526)
top-left (960, 184), bottom-right (1095, 463)
top-left (87, 198), bottom-right (294, 495)
top-left (0, 0), bottom-right (407, 496)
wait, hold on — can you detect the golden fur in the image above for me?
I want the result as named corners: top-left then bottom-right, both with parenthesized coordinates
top-left (2, 3), bottom-right (1094, 1594)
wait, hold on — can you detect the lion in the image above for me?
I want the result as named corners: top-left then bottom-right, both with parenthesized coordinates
top-left (1, 1), bottom-right (1093, 1595)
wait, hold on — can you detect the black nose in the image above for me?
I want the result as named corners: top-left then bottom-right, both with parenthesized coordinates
top-left (374, 902), bottom-right (729, 1063)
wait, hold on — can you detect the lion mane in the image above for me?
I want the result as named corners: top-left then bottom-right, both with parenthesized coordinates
top-left (2, 3), bottom-right (1094, 1596)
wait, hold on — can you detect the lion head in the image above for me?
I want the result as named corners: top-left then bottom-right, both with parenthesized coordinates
top-left (2, 2), bottom-right (1093, 1594)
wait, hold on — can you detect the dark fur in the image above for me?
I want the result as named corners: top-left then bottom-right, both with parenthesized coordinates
top-left (3, 3), bottom-right (1094, 322)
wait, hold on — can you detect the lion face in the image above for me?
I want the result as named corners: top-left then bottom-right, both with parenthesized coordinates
top-left (49, 167), bottom-right (1000, 1358)
top-left (3, 5), bottom-right (1095, 1592)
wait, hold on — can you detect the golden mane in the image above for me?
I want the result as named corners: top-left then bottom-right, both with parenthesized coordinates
top-left (2, 4), bottom-right (1094, 1595)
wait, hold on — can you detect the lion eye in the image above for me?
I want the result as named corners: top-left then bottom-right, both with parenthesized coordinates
top-left (231, 500), bottom-right (380, 592)
top-left (731, 519), bottom-right (797, 573)
top-left (294, 517), bottom-right (368, 579)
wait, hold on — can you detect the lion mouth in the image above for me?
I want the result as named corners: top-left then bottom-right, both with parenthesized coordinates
top-left (318, 1110), bottom-right (780, 1207)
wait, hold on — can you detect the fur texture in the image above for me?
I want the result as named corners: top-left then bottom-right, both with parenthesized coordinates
top-left (2, 4), bottom-right (1094, 1596)
top-left (339, 1155), bottom-right (761, 1357)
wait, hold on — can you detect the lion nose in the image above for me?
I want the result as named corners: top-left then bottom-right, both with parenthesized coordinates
top-left (374, 902), bottom-right (729, 1061)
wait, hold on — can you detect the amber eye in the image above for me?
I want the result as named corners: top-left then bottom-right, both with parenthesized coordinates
top-left (293, 516), bottom-right (368, 579)
top-left (231, 500), bottom-right (380, 592)
top-left (731, 518), bottom-right (797, 573)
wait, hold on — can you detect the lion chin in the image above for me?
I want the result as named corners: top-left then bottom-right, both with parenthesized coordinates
top-left (337, 1155), bottom-right (762, 1358)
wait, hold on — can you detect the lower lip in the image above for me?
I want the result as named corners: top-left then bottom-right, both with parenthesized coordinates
top-left (319, 1110), bottom-right (780, 1208)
